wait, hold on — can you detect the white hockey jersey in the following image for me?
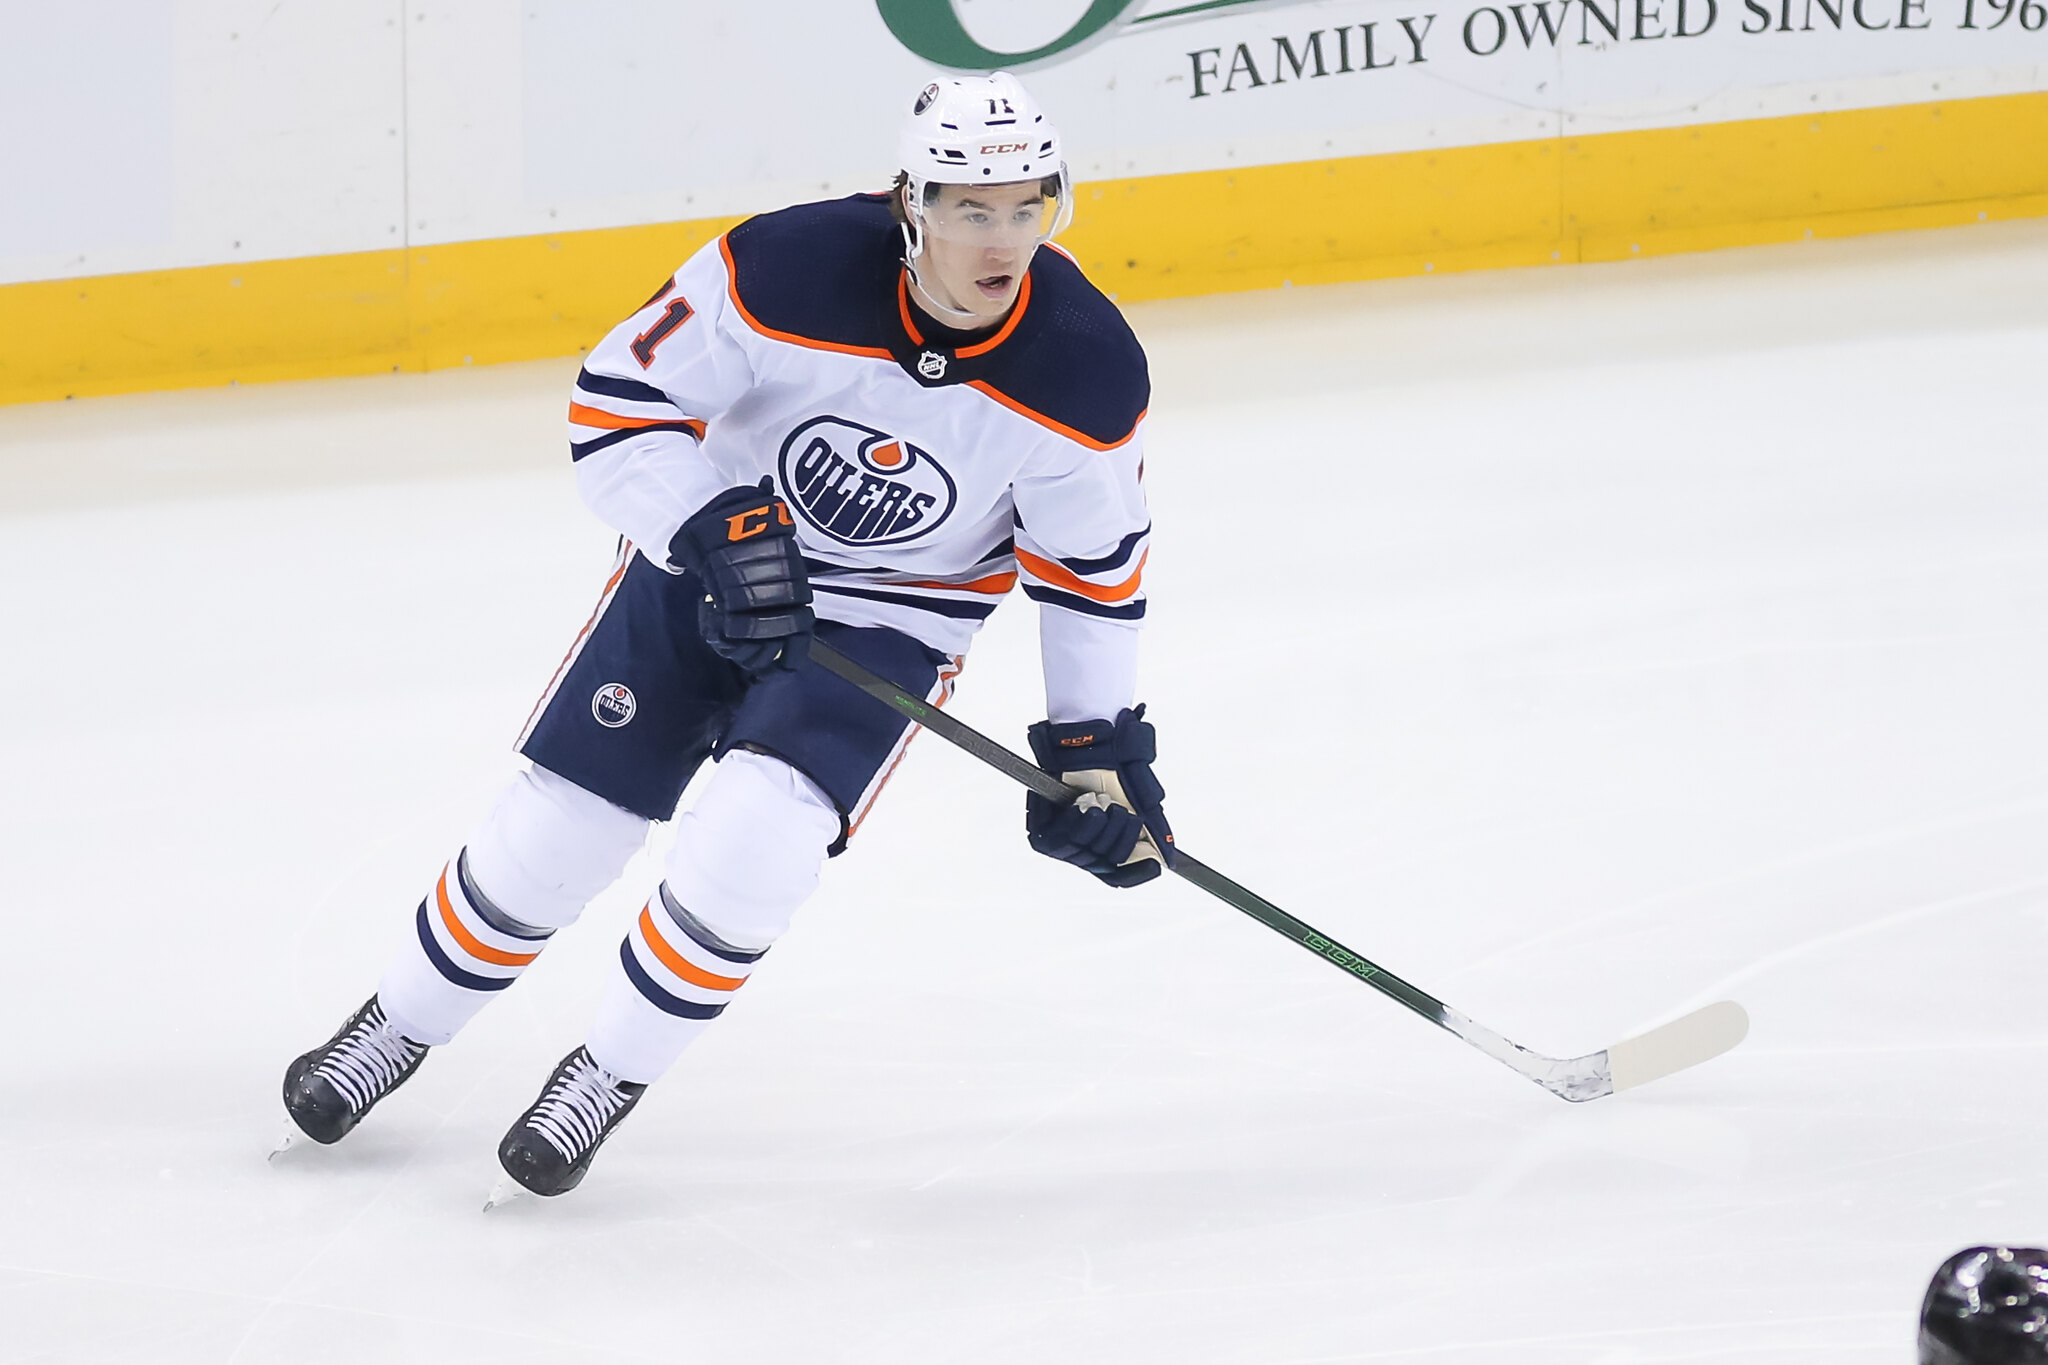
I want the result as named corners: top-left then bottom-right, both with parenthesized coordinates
top-left (564, 193), bottom-right (1152, 721)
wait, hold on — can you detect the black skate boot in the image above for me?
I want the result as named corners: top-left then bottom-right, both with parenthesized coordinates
top-left (282, 996), bottom-right (430, 1144)
top-left (495, 1047), bottom-right (646, 1197)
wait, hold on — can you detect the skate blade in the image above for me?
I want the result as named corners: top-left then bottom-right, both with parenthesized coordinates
top-left (483, 1174), bottom-right (528, 1212)
top-left (268, 1125), bottom-right (303, 1162)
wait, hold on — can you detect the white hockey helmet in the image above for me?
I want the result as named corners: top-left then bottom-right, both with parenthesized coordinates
top-left (896, 73), bottom-right (1073, 258)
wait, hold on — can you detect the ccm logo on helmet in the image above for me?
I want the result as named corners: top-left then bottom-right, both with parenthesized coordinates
top-left (776, 416), bottom-right (957, 547)
top-left (980, 142), bottom-right (1030, 155)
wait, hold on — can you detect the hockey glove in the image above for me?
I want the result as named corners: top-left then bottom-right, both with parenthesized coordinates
top-left (667, 478), bottom-right (814, 677)
top-left (1025, 706), bottom-right (1174, 888)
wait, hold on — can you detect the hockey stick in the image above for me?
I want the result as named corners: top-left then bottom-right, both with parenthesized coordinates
top-left (809, 639), bottom-right (1748, 1102)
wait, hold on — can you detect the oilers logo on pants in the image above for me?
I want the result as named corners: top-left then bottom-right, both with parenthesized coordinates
top-left (591, 684), bottom-right (636, 728)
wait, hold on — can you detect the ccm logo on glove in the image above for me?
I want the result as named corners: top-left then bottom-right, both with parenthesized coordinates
top-left (725, 502), bottom-right (794, 542)
top-left (1025, 707), bottom-right (1173, 889)
top-left (667, 479), bottom-right (814, 678)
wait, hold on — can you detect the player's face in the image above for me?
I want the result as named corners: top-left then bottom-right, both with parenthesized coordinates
top-left (915, 181), bottom-right (1048, 323)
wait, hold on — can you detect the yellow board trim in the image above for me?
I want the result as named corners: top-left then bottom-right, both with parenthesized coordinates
top-left (4, 89), bottom-right (2045, 407)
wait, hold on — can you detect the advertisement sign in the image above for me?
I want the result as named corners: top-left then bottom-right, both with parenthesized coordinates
top-left (875, 0), bottom-right (2046, 177)
top-left (1, 1), bottom-right (2041, 404)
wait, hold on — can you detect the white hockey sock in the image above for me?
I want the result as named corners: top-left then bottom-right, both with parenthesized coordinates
top-left (376, 767), bottom-right (649, 1047)
top-left (378, 850), bottom-right (553, 1046)
top-left (584, 751), bottom-right (838, 1083)
top-left (585, 883), bottom-right (767, 1083)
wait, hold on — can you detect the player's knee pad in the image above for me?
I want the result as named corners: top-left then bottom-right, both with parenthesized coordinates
top-left (465, 765), bottom-right (650, 931)
top-left (663, 749), bottom-right (839, 949)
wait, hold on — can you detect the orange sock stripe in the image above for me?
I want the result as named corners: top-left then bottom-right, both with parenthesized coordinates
top-left (637, 905), bottom-right (750, 992)
top-left (436, 872), bottom-right (542, 969)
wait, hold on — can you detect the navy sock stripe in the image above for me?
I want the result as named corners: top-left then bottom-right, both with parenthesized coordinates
top-left (415, 902), bottom-right (515, 992)
top-left (657, 883), bottom-right (767, 964)
top-left (619, 941), bottom-right (727, 1019)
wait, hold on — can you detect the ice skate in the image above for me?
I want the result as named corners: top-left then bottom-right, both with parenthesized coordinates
top-left (495, 1047), bottom-right (646, 1197)
top-left (281, 996), bottom-right (430, 1144)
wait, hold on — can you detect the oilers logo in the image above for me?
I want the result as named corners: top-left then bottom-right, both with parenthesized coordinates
top-left (777, 416), bottom-right (957, 547)
top-left (591, 684), bottom-right (636, 728)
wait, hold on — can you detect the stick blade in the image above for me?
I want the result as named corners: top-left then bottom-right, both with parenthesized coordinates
top-left (1606, 1000), bottom-right (1749, 1093)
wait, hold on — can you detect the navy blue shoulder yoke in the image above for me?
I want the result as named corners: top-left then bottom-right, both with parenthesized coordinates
top-left (722, 194), bottom-right (1149, 450)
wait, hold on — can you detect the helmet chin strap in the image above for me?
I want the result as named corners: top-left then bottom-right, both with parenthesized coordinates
top-left (908, 269), bottom-right (982, 324)
top-left (905, 257), bottom-right (983, 325)
top-left (899, 223), bottom-right (983, 324)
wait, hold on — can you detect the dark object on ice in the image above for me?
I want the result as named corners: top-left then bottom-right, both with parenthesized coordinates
top-left (282, 996), bottom-right (430, 1143)
top-left (1921, 1246), bottom-right (2048, 1364)
top-left (497, 1046), bottom-right (646, 1196)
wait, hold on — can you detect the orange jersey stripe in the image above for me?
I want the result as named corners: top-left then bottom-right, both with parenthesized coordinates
top-left (569, 403), bottom-right (706, 440)
top-left (896, 272), bottom-right (924, 347)
top-left (968, 382), bottom-right (1143, 452)
top-left (956, 273), bottom-right (1032, 358)
top-left (637, 905), bottom-right (750, 992)
top-left (1014, 547), bottom-right (1146, 603)
top-left (896, 570), bottom-right (1018, 595)
top-left (437, 872), bottom-right (541, 969)
top-left (895, 270), bottom-right (1033, 359)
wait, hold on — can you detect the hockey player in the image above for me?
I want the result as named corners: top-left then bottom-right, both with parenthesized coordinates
top-left (281, 73), bottom-right (1172, 1198)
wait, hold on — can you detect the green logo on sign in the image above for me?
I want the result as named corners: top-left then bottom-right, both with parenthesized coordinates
top-left (877, 0), bottom-right (1279, 71)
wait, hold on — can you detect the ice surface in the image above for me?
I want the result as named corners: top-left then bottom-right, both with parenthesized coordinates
top-left (2, 221), bottom-right (2046, 1363)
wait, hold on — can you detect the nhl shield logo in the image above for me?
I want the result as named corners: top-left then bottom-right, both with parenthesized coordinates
top-left (591, 683), bottom-right (636, 728)
top-left (917, 350), bottom-right (948, 380)
top-left (777, 415), bottom-right (957, 547)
